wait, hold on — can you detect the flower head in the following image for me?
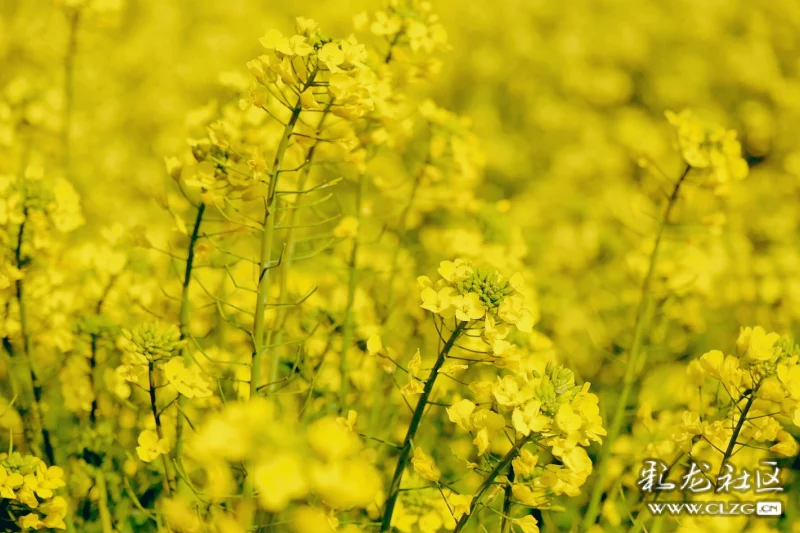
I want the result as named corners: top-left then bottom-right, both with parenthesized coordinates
top-left (666, 109), bottom-right (749, 191)
top-left (420, 259), bottom-right (536, 332)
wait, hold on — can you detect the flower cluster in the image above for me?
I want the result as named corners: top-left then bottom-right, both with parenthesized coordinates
top-left (450, 363), bottom-right (605, 504)
top-left (0, 453), bottom-right (67, 530)
top-left (419, 259), bottom-right (536, 332)
top-left (116, 322), bottom-right (184, 379)
top-left (171, 398), bottom-right (381, 531)
top-left (676, 326), bottom-right (800, 460)
top-left (665, 109), bottom-right (749, 193)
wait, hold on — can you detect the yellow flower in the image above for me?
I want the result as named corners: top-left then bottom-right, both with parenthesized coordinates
top-left (307, 417), bottom-right (359, 461)
top-left (162, 497), bottom-right (203, 533)
top-left (555, 404), bottom-right (583, 435)
top-left (497, 294), bottom-right (536, 333)
top-left (665, 109), bottom-right (748, 188)
top-left (473, 427), bottom-right (490, 456)
top-left (418, 510), bottom-right (443, 533)
top-left (552, 441), bottom-right (593, 476)
top-left (493, 374), bottom-right (533, 407)
top-left (135, 429), bottom-right (170, 463)
top-left (698, 349), bottom-right (724, 379)
top-left (448, 493), bottom-right (472, 520)
top-left (259, 29), bottom-right (294, 56)
top-left (319, 42), bottom-right (345, 71)
top-left (420, 286), bottom-right (455, 317)
top-left (470, 409), bottom-right (505, 455)
top-left (438, 259), bottom-right (472, 283)
top-left (370, 11), bottom-right (402, 36)
top-left (401, 349), bottom-right (424, 395)
top-left (446, 399), bottom-right (476, 432)
top-left (17, 475), bottom-right (38, 508)
top-left (333, 216), bottom-right (359, 239)
top-left (680, 411), bottom-right (705, 435)
top-left (289, 506), bottom-right (337, 533)
top-left (513, 516), bottom-right (540, 533)
top-left (366, 335), bottom-right (382, 355)
top-left (571, 386), bottom-right (606, 443)
top-left (163, 156), bottom-right (182, 180)
top-left (288, 35), bottom-right (313, 57)
top-left (336, 409), bottom-right (358, 432)
top-left (512, 400), bottom-right (551, 436)
top-left (163, 357), bottom-right (212, 399)
top-left (411, 448), bottom-right (440, 482)
top-left (41, 496), bottom-right (68, 530)
top-left (770, 430), bottom-right (798, 456)
top-left (34, 465), bottom-right (65, 499)
top-left (483, 314), bottom-right (510, 344)
top-left (20, 514), bottom-right (43, 530)
top-left (736, 326), bottom-right (779, 361)
top-left (309, 458), bottom-right (381, 509)
top-left (778, 364), bottom-right (800, 399)
top-left (512, 449), bottom-right (539, 478)
top-left (0, 465), bottom-right (23, 500)
top-left (452, 292), bottom-right (485, 321)
top-left (253, 453), bottom-right (309, 511)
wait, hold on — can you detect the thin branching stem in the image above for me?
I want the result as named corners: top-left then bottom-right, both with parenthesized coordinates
top-left (454, 436), bottom-right (531, 532)
top-left (265, 104), bottom-right (332, 394)
top-left (251, 67), bottom-right (318, 398)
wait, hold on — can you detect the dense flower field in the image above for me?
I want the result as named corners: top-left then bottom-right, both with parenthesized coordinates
top-left (2, 0), bottom-right (800, 531)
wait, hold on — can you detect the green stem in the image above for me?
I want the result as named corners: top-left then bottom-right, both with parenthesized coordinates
top-left (454, 437), bottom-right (529, 533)
top-left (245, 68), bottom-right (317, 533)
top-left (13, 212), bottom-right (53, 464)
top-left (380, 322), bottom-right (468, 532)
top-left (148, 361), bottom-right (174, 495)
top-left (500, 469), bottom-right (515, 533)
top-left (95, 469), bottom-right (114, 533)
top-left (338, 172), bottom-right (366, 412)
top-left (251, 68), bottom-right (317, 398)
top-left (717, 387), bottom-right (758, 480)
top-left (175, 203), bottom-right (205, 471)
top-left (582, 166), bottom-right (690, 530)
top-left (265, 105), bottom-right (331, 394)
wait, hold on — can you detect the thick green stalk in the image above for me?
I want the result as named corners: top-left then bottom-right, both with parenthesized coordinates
top-left (175, 202), bottom-right (205, 470)
top-left (380, 322), bottom-right (468, 532)
top-left (582, 166), bottom-right (690, 530)
top-left (454, 437), bottom-right (529, 533)
top-left (251, 69), bottom-right (317, 398)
